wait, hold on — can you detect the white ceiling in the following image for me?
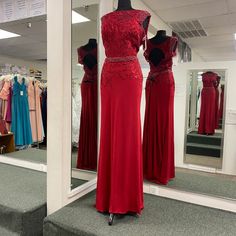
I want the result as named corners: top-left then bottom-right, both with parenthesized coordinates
top-left (0, 15), bottom-right (47, 61)
top-left (143, 0), bottom-right (236, 61)
top-left (0, 3), bottom-right (98, 62)
top-left (1, 0), bottom-right (236, 62)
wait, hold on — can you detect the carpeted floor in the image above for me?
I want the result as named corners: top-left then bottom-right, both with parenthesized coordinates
top-left (4, 148), bottom-right (236, 200)
top-left (44, 191), bottom-right (236, 236)
top-left (0, 163), bottom-right (46, 235)
top-left (166, 169), bottom-right (236, 200)
top-left (0, 163), bottom-right (86, 235)
top-left (0, 226), bottom-right (19, 236)
top-left (5, 148), bottom-right (78, 168)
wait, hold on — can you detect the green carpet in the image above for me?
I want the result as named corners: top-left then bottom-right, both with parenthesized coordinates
top-left (5, 148), bottom-right (78, 168)
top-left (0, 226), bottom-right (19, 236)
top-left (0, 163), bottom-right (46, 235)
top-left (4, 149), bottom-right (236, 200)
top-left (167, 171), bottom-right (236, 200)
top-left (0, 163), bottom-right (86, 235)
top-left (44, 191), bottom-right (236, 236)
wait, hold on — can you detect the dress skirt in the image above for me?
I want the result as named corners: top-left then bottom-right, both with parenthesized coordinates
top-left (215, 88), bottom-right (219, 129)
top-left (77, 76), bottom-right (98, 171)
top-left (143, 71), bottom-right (175, 185)
top-left (198, 87), bottom-right (216, 134)
top-left (96, 58), bottom-right (144, 214)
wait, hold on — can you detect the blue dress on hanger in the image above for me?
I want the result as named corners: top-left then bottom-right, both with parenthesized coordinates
top-left (11, 76), bottom-right (33, 146)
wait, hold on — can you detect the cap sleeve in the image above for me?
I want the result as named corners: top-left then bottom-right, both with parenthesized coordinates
top-left (77, 47), bottom-right (84, 65)
top-left (170, 36), bottom-right (178, 57)
top-left (137, 10), bottom-right (151, 49)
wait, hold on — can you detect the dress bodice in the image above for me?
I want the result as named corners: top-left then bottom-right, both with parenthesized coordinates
top-left (144, 37), bottom-right (178, 73)
top-left (13, 77), bottom-right (27, 97)
top-left (102, 10), bottom-right (151, 58)
top-left (78, 46), bottom-right (97, 80)
top-left (202, 72), bottom-right (217, 88)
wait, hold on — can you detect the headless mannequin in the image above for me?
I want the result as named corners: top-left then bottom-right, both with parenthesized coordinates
top-left (148, 30), bottom-right (173, 67)
top-left (116, 0), bottom-right (150, 33)
top-left (81, 38), bottom-right (97, 70)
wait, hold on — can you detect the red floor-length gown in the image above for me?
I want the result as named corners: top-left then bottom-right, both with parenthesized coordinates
top-left (214, 77), bottom-right (220, 129)
top-left (219, 85), bottom-right (224, 120)
top-left (77, 47), bottom-right (98, 171)
top-left (96, 10), bottom-right (151, 214)
top-left (198, 72), bottom-right (217, 135)
top-left (143, 37), bottom-right (178, 185)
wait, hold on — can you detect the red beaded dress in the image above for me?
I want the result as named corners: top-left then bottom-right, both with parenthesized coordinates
top-left (96, 9), bottom-right (151, 214)
top-left (76, 46), bottom-right (98, 171)
top-left (143, 37), bottom-right (178, 185)
top-left (198, 72), bottom-right (217, 135)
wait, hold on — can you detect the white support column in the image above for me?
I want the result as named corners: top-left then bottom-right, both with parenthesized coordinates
top-left (47, 0), bottom-right (72, 214)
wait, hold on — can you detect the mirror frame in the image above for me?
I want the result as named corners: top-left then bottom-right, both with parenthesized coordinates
top-left (183, 69), bottom-right (227, 169)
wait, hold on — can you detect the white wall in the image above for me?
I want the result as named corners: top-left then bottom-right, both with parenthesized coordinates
top-left (192, 50), bottom-right (204, 62)
top-left (173, 61), bottom-right (236, 176)
top-left (0, 55), bottom-right (47, 80)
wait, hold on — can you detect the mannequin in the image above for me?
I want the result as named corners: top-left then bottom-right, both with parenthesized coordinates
top-left (81, 38), bottom-right (97, 70)
top-left (148, 30), bottom-right (177, 67)
top-left (116, 0), bottom-right (133, 10)
top-left (116, 0), bottom-right (150, 31)
top-left (99, 0), bottom-right (150, 226)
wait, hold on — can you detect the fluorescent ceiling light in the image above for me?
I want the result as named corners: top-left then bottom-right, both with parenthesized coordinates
top-left (72, 11), bottom-right (90, 24)
top-left (0, 29), bottom-right (20, 40)
top-left (234, 33), bottom-right (236, 40)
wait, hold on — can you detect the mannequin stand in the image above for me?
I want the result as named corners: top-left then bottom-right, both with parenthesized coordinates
top-left (108, 213), bottom-right (115, 226)
top-left (108, 212), bottom-right (140, 226)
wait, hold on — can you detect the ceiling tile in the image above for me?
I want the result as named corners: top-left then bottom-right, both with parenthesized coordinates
top-left (157, 0), bottom-right (228, 22)
top-left (227, 0), bottom-right (236, 13)
top-left (144, 0), bottom-right (214, 11)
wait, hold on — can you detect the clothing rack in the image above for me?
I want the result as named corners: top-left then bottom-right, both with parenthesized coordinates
top-left (0, 72), bottom-right (47, 148)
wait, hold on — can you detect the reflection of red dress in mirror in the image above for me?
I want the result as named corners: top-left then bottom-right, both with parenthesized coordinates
top-left (143, 37), bottom-right (177, 185)
top-left (214, 77), bottom-right (220, 129)
top-left (198, 72), bottom-right (217, 135)
top-left (96, 10), bottom-right (151, 214)
top-left (76, 47), bottom-right (98, 171)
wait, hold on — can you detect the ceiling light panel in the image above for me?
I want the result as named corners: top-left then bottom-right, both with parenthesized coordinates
top-left (72, 11), bottom-right (90, 24)
top-left (0, 29), bottom-right (20, 40)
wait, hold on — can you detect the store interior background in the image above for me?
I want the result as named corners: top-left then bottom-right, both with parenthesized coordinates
top-left (0, 0), bottom-right (235, 221)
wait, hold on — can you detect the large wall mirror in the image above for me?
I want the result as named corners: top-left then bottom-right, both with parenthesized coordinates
top-left (0, 5), bottom-right (47, 167)
top-left (185, 69), bottom-right (226, 169)
top-left (71, 0), bottom-right (99, 190)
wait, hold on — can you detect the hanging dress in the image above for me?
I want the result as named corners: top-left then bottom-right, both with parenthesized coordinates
top-left (28, 80), bottom-right (44, 143)
top-left (143, 37), bottom-right (178, 185)
top-left (11, 77), bottom-right (32, 146)
top-left (219, 85), bottom-right (224, 120)
top-left (214, 77), bottom-right (220, 129)
top-left (76, 46), bottom-right (98, 171)
top-left (41, 88), bottom-right (47, 144)
top-left (198, 72), bottom-right (217, 135)
top-left (0, 80), bottom-right (10, 121)
top-left (96, 10), bottom-right (151, 214)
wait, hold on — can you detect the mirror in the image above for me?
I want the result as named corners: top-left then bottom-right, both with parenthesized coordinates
top-left (71, 1), bottom-right (98, 189)
top-left (0, 14), bottom-right (47, 166)
top-left (185, 70), bottom-right (225, 169)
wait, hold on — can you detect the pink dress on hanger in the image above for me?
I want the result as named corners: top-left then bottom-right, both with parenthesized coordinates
top-left (0, 80), bottom-right (11, 130)
top-left (28, 80), bottom-right (43, 143)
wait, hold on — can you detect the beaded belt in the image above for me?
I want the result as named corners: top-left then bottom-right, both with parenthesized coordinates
top-left (148, 69), bottom-right (172, 81)
top-left (105, 56), bottom-right (137, 63)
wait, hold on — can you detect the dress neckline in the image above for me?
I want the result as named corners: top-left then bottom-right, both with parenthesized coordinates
top-left (148, 37), bottom-right (170, 47)
top-left (102, 9), bottom-right (142, 19)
